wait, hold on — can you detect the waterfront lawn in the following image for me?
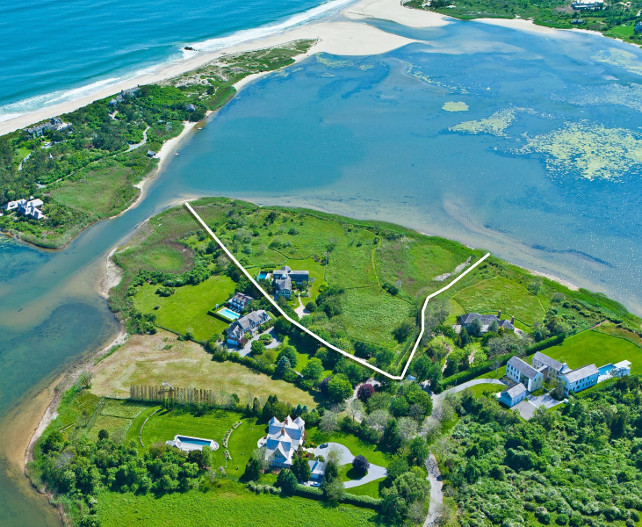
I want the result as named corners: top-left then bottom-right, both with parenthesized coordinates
top-left (94, 481), bottom-right (378, 527)
top-left (533, 329), bottom-right (642, 372)
top-left (90, 331), bottom-right (317, 406)
top-left (140, 407), bottom-right (265, 478)
top-left (449, 275), bottom-right (546, 326)
top-left (133, 274), bottom-right (235, 341)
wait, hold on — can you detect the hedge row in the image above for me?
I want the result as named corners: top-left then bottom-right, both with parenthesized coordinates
top-left (438, 334), bottom-right (566, 390)
top-left (294, 484), bottom-right (382, 510)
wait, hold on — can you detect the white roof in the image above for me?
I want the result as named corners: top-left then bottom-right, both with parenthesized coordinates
top-left (614, 360), bottom-right (631, 369)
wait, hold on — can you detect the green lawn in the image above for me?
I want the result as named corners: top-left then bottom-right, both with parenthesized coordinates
top-left (450, 275), bottom-right (546, 326)
top-left (533, 329), bottom-right (642, 372)
top-left (95, 482), bottom-right (379, 526)
top-left (462, 383), bottom-right (503, 398)
top-left (307, 427), bottom-right (392, 468)
top-left (139, 407), bottom-right (265, 479)
top-left (346, 479), bottom-right (382, 499)
top-left (133, 274), bottom-right (236, 341)
top-left (478, 329), bottom-right (642, 381)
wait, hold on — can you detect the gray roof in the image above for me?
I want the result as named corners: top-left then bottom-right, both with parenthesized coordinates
top-left (230, 292), bottom-right (253, 305)
top-left (227, 310), bottom-right (270, 339)
top-left (460, 313), bottom-right (498, 325)
top-left (563, 364), bottom-right (598, 384)
top-left (504, 383), bottom-right (528, 399)
top-left (275, 276), bottom-right (292, 292)
top-left (507, 356), bottom-right (541, 379)
top-left (533, 352), bottom-right (564, 372)
top-left (498, 319), bottom-right (515, 330)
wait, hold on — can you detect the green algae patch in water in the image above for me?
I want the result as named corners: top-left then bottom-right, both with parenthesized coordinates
top-left (449, 108), bottom-right (516, 136)
top-left (520, 122), bottom-right (642, 180)
top-left (442, 101), bottom-right (469, 112)
top-left (316, 55), bottom-right (354, 68)
top-left (592, 48), bottom-right (642, 77)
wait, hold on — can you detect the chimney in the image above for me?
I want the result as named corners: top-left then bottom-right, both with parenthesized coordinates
top-left (511, 315), bottom-right (515, 324)
top-left (281, 428), bottom-right (286, 436)
top-left (497, 309), bottom-right (502, 319)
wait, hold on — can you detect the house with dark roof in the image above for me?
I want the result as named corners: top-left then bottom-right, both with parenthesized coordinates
top-left (228, 292), bottom-right (253, 313)
top-left (272, 266), bottom-right (309, 299)
top-left (499, 383), bottom-right (528, 408)
top-left (25, 117), bottom-right (70, 138)
top-left (459, 310), bottom-right (517, 334)
top-left (506, 356), bottom-right (543, 392)
top-left (225, 310), bottom-right (270, 347)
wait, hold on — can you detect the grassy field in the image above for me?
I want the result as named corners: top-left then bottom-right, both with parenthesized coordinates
top-left (139, 407), bottom-right (264, 477)
top-left (133, 274), bottom-right (235, 341)
top-left (90, 331), bottom-right (317, 407)
top-left (449, 275), bottom-right (546, 326)
top-left (95, 482), bottom-right (379, 526)
top-left (346, 479), bottom-right (382, 499)
top-left (50, 161), bottom-right (150, 219)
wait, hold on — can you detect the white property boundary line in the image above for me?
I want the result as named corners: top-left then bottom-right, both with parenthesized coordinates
top-left (185, 202), bottom-right (491, 381)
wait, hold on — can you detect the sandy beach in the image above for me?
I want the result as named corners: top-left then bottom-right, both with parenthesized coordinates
top-left (0, 0), bottom-right (448, 137)
top-left (1, 0), bottom-right (623, 505)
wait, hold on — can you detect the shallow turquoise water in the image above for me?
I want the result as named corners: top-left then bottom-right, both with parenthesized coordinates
top-left (1, 15), bottom-right (642, 525)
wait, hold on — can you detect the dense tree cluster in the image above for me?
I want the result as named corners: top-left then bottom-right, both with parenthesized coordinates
top-left (439, 377), bottom-right (642, 526)
top-left (39, 429), bottom-right (211, 524)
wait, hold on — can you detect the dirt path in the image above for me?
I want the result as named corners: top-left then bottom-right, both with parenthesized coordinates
top-left (424, 452), bottom-right (443, 527)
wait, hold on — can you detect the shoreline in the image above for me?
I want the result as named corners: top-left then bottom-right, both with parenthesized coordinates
top-left (0, 0), bottom-right (446, 137)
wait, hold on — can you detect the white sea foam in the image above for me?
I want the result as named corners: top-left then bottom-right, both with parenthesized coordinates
top-left (187, 0), bottom-right (355, 52)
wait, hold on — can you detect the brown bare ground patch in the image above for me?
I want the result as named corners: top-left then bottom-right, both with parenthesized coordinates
top-left (90, 330), bottom-right (316, 407)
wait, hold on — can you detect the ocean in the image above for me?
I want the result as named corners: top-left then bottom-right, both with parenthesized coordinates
top-left (0, 0), bottom-right (350, 121)
top-left (1, 8), bottom-right (642, 527)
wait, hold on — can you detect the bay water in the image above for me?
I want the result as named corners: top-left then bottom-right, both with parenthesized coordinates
top-left (1, 14), bottom-right (642, 526)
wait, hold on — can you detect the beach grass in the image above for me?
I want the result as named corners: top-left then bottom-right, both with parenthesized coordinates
top-left (94, 481), bottom-right (378, 527)
top-left (90, 331), bottom-right (317, 407)
top-left (449, 275), bottom-right (546, 326)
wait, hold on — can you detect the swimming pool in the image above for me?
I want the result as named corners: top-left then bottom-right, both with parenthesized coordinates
top-left (258, 271), bottom-right (268, 280)
top-left (166, 434), bottom-right (219, 452)
top-left (218, 307), bottom-right (240, 321)
top-left (598, 364), bottom-right (614, 376)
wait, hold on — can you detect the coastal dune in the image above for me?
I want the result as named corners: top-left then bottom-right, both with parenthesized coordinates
top-left (0, 0), bottom-right (448, 137)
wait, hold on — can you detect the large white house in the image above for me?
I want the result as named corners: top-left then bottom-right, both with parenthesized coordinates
top-left (506, 356), bottom-right (544, 392)
top-left (560, 364), bottom-right (599, 395)
top-left (261, 415), bottom-right (305, 468)
top-left (4, 197), bottom-right (45, 220)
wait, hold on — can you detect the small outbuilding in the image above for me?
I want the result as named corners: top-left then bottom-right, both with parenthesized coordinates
top-left (499, 383), bottom-right (528, 408)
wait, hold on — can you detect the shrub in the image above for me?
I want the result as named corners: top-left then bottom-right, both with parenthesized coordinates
top-left (352, 455), bottom-right (370, 475)
top-left (357, 383), bottom-right (375, 402)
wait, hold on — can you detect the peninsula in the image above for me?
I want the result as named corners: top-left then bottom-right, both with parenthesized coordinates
top-left (26, 198), bottom-right (642, 526)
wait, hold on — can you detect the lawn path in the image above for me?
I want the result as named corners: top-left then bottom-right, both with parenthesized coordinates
top-left (186, 202), bottom-right (490, 381)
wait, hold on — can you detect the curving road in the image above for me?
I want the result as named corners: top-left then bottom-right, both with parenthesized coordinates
top-left (423, 378), bottom-right (506, 526)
